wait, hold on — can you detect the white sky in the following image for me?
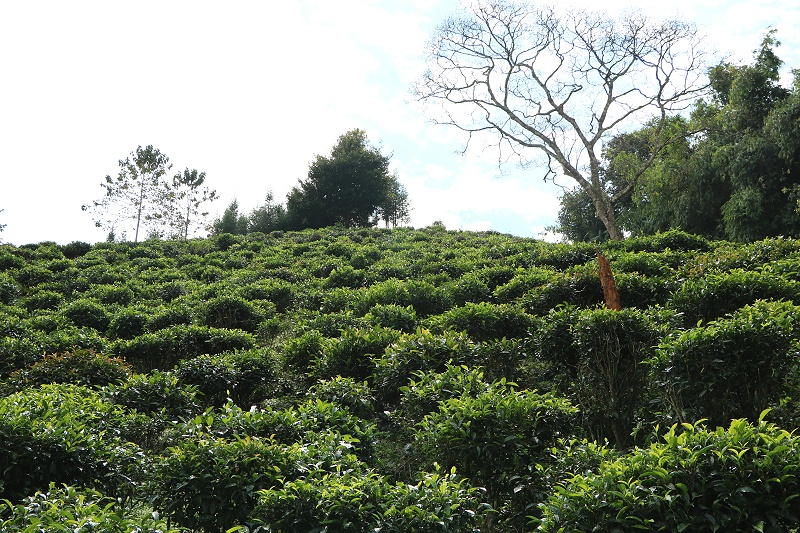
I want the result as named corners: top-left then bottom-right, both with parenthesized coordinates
top-left (1, 0), bottom-right (798, 245)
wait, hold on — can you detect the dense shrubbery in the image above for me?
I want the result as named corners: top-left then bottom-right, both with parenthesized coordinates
top-left (3, 228), bottom-right (800, 531)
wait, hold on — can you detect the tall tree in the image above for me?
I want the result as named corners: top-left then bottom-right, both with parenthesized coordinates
top-left (378, 179), bottom-right (411, 228)
top-left (286, 129), bottom-right (404, 229)
top-left (211, 199), bottom-right (249, 235)
top-left (169, 168), bottom-right (219, 240)
top-left (415, 1), bottom-right (709, 240)
top-left (83, 145), bottom-right (172, 243)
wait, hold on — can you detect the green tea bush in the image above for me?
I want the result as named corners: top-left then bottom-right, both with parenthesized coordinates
top-left (2, 349), bottom-right (131, 393)
top-left (493, 267), bottom-right (558, 303)
top-left (199, 294), bottom-right (264, 332)
top-left (114, 324), bottom-right (255, 372)
top-left (668, 269), bottom-right (800, 325)
top-left (537, 307), bottom-right (660, 448)
top-left (532, 242), bottom-right (596, 269)
top-left (89, 283), bottom-right (134, 305)
top-left (0, 484), bottom-right (179, 533)
top-left (149, 435), bottom-right (291, 531)
top-left (13, 264), bottom-right (54, 287)
top-left (0, 273), bottom-right (21, 304)
top-left (364, 303), bottom-right (417, 332)
top-left (104, 370), bottom-right (201, 419)
top-left (621, 228), bottom-right (711, 253)
top-left (312, 326), bottom-right (402, 382)
top-left (61, 298), bottom-right (111, 332)
top-left (324, 264), bottom-right (366, 288)
top-left (615, 272), bottom-right (676, 309)
top-left (0, 384), bottom-right (144, 502)
top-left (374, 329), bottom-right (479, 405)
top-left (107, 308), bottom-right (148, 339)
top-left (282, 329), bottom-right (326, 371)
top-left (537, 417), bottom-right (800, 532)
top-left (522, 269), bottom-right (604, 316)
top-left (238, 278), bottom-right (295, 312)
top-left (356, 278), bottom-right (451, 317)
top-left (652, 300), bottom-right (800, 427)
top-left (307, 376), bottom-right (376, 419)
top-left (448, 272), bottom-right (492, 306)
top-left (61, 240), bottom-right (92, 258)
top-left (253, 466), bottom-right (489, 532)
top-left (175, 348), bottom-right (279, 407)
top-left (424, 302), bottom-right (534, 342)
top-left (19, 288), bottom-right (63, 311)
top-left (414, 385), bottom-right (577, 529)
top-left (399, 365), bottom-right (494, 423)
top-left (146, 303), bottom-right (193, 331)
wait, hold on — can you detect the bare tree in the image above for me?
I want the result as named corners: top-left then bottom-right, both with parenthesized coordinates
top-left (415, 1), bottom-right (709, 240)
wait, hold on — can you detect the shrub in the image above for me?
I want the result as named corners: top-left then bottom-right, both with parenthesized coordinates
top-left (668, 269), bottom-right (800, 326)
top-left (0, 273), bottom-right (21, 304)
top-left (238, 278), bottom-right (295, 312)
top-left (652, 300), bottom-right (800, 427)
top-left (149, 435), bottom-right (292, 531)
top-left (364, 303), bottom-right (417, 332)
top-left (3, 350), bottom-right (131, 392)
top-left (537, 417), bottom-right (800, 532)
top-left (424, 302), bottom-right (534, 342)
top-left (537, 307), bottom-right (660, 448)
top-left (522, 268), bottom-right (604, 315)
top-left (62, 298), bottom-right (111, 332)
top-left (307, 377), bottom-right (376, 419)
top-left (448, 272), bottom-right (492, 305)
top-left (493, 267), bottom-right (558, 303)
top-left (199, 294), bottom-right (264, 332)
top-left (107, 308), bottom-right (148, 339)
top-left (20, 289), bottom-right (63, 311)
top-left (0, 484), bottom-right (179, 533)
top-left (324, 264), bottom-right (366, 288)
top-left (104, 371), bottom-right (201, 420)
top-left (14, 264), bottom-right (53, 287)
top-left (89, 284), bottom-right (134, 305)
top-left (113, 325), bottom-right (255, 372)
top-left (312, 327), bottom-right (402, 382)
top-left (621, 229), bottom-right (711, 252)
top-left (399, 365), bottom-right (494, 423)
top-left (0, 384), bottom-right (144, 502)
top-left (374, 329), bottom-right (479, 405)
top-left (60, 240), bottom-right (93, 258)
top-left (356, 278), bottom-right (451, 317)
top-left (414, 385), bottom-right (577, 529)
top-left (282, 329), bottom-right (326, 371)
top-left (175, 349), bottom-right (279, 407)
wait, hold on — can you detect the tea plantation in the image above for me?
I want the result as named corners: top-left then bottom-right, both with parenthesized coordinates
top-left (2, 226), bottom-right (800, 532)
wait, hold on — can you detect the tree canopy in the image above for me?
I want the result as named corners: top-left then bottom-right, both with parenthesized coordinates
top-left (415, 0), bottom-right (709, 240)
top-left (553, 31), bottom-right (800, 242)
top-left (286, 129), bottom-right (408, 229)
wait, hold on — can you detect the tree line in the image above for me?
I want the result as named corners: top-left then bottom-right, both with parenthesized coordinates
top-left (82, 129), bottom-right (410, 243)
top-left (416, 0), bottom-right (800, 243)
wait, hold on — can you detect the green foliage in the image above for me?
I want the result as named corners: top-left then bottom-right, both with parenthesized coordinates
top-left (399, 365), bottom-right (494, 423)
top-left (0, 273), bottom-right (21, 304)
top-left (149, 434), bottom-right (291, 531)
top-left (414, 384), bottom-right (577, 528)
top-left (62, 298), bottom-right (111, 332)
top-left (312, 326), bottom-right (402, 382)
top-left (364, 303), bottom-right (417, 332)
top-left (424, 302), bottom-right (534, 342)
top-left (113, 324), bottom-right (255, 372)
top-left (0, 484), bottom-right (179, 533)
top-left (107, 308), bottom-right (148, 339)
top-left (668, 269), bottom-right (800, 325)
top-left (356, 277), bottom-right (451, 317)
top-left (198, 294), bottom-right (264, 332)
top-left (2, 350), bottom-right (131, 393)
top-left (537, 417), bottom-right (800, 532)
top-left (537, 307), bottom-right (661, 447)
top-left (522, 267), bottom-right (604, 315)
top-left (104, 370), bottom-right (201, 419)
top-left (0, 384), bottom-right (144, 502)
top-left (374, 328), bottom-right (478, 405)
top-left (652, 300), bottom-right (800, 426)
top-left (307, 377), bottom-right (376, 420)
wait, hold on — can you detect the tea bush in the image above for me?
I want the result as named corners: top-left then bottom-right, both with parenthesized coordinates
top-left (312, 326), bottom-right (402, 382)
top-left (537, 417), bottom-right (800, 532)
top-left (522, 268), bottom-right (604, 316)
top-left (364, 303), bottom-right (417, 332)
top-left (114, 324), bottom-right (255, 372)
top-left (104, 370), bottom-right (201, 419)
top-left (414, 385), bottom-right (577, 529)
top-left (652, 300), bottom-right (800, 426)
top-left (61, 298), bottom-right (111, 332)
top-left (356, 278), bottom-right (451, 317)
top-left (668, 269), bottom-right (800, 325)
top-left (374, 329), bottom-right (479, 405)
top-left (20, 289), bottom-right (64, 311)
top-left (399, 365), bottom-right (494, 423)
top-left (0, 484), bottom-right (179, 533)
top-left (198, 294), bottom-right (264, 332)
top-left (2, 349), bottom-right (131, 393)
top-left (0, 384), bottom-right (144, 502)
top-left (537, 307), bottom-right (660, 448)
top-left (307, 376), bottom-right (376, 419)
top-left (424, 302), bottom-right (534, 342)
top-left (107, 308), bottom-right (148, 339)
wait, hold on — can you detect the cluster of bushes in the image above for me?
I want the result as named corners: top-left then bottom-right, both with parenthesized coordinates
top-left (2, 228), bottom-right (800, 531)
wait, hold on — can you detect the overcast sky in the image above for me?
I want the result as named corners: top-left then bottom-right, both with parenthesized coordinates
top-left (1, 0), bottom-right (798, 245)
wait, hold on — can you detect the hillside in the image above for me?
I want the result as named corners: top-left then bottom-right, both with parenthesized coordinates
top-left (2, 226), bottom-right (800, 532)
